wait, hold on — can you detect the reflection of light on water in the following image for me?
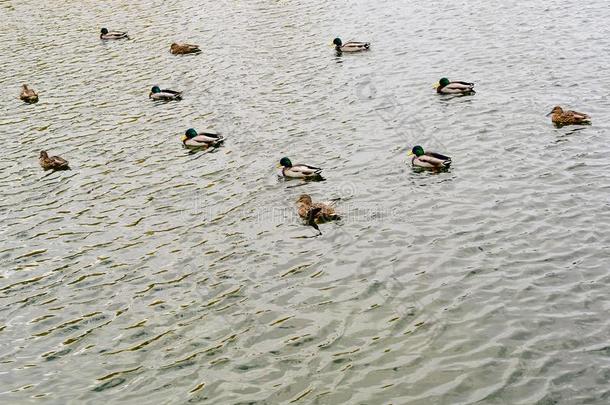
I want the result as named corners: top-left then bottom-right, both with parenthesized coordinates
top-left (1, 0), bottom-right (607, 403)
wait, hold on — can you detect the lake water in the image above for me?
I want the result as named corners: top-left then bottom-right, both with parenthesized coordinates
top-left (1, 0), bottom-right (609, 403)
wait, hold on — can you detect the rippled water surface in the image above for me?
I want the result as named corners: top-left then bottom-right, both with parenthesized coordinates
top-left (1, 0), bottom-right (609, 403)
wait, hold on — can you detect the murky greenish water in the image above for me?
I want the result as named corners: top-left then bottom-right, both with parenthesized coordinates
top-left (1, 0), bottom-right (609, 403)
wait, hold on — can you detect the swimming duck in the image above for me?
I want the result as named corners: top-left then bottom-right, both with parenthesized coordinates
top-left (100, 28), bottom-right (129, 40)
top-left (181, 128), bottom-right (224, 148)
top-left (434, 78), bottom-right (475, 94)
top-left (279, 157), bottom-right (323, 179)
top-left (333, 37), bottom-right (370, 53)
top-left (408, 145), bottom-right (451, 169)
top-left (39, 151), bottom-right (70, 171)
top-left (149, 86), bottom-right (182, 101)
top-left (170, 43), bottom-right (201, 55)
top-left (296, 194), bottom-right (340, 233)
top-left (547, 106), bottom-right (591, 126)
top-left (20, 84), bottom-right (38, 104)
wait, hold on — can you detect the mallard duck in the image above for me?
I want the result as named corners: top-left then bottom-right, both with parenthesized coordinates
top-left (181, 128), bottom-right (224, 148)
top-left (149, 86), bottom-right (182, 101)
top-left (100, 28), bottom-right (129, 40)
top-left (434, 78), bottom-right (475, 94)
top-left (39, 151), bottom-right (69, 171)
top-left (20, 84), bottom-right (38, 104)
top-left (408, 145), bottom-right (451, 169)
top-left (296, 194), bottom-right (340, 233)
top-left (170, 43), bottom-right (201, 55)
top-left (278, 157), bottom-right (323, 179)
top-left (333, 37), bottom-right (370, 53)
top-left (547, 106), bottom-right (591, 126)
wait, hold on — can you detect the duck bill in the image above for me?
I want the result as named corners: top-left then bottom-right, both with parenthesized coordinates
top-left (433, 82), bottom-right (440, 89)
top-left (407, 151), bottom-right (414, 156)
top-left (181, 135), bottom-right (188, 142)
top-left (545, 111), bottom-right (552, 116)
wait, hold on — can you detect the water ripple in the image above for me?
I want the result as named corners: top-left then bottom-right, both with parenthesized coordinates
top-left (1, 0), bottom-right (609, 404)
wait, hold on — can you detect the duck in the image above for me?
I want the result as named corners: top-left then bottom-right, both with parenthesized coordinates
top-left (434, 77), bottom-right (475, 94)
top-left (408, 145), bottom-right (451, 169)
top-left (333, 37), bottom-right (370, 53)
top-left (181, 128), bottom-right (224, 149)
top-left (170, 43), bottom-right (201, 55)
top-left (149, 86), bottom-right (182, 101)
top-left (278, 157), bottom-right (323, 179)
top-left (39, 151), bottom-right (70, 171)
top-left (20, 84), bottom-right (38, 104)
top-left (296, 194), bottom-right (340, 233)
top-left (100, 28), bottom-right (129, 40)
top-left (547, 106), bottom-right (591, 126)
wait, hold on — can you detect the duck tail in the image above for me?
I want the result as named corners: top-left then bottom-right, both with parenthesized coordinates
top-left (318, 210), bottom-right (340, 222)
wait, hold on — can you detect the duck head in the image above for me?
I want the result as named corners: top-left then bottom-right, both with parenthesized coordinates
top-left (408, 145), bottom-right (425, 157)
top-left (434, 78), bottom-right (450, 89)
top-left (40, 150), bottom-right (49, 159)
top-left (332, 38), bottom-right (342, 47)
top-left (150, 86), bottom-right (161, 97)
top-left (279, 157), bottom-right (292, 168)
top-left (546, 106), bottom-right (563, 116)
top-left (297, 194), bottom-right (312, 205)
top-left (101, 28), bottom-right (108, 35)
top-left (182, 128), bottom-right (198, 142)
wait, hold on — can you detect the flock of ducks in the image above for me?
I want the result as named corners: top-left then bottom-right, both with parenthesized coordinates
top-left (20, 30), bottom-right (593, 235)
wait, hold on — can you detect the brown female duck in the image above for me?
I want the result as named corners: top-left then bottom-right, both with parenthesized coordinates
top-left (170, 43), bottom-right (201, 55)
top-left (20, 84), bottom-right (39, 104)
top-left (298, 193), bottom-right (339, 220)
top-left (547, 106), bottom-right (591, 126)
top-left (39, 151), bottom-right (70, 171)
top-left (296, 194), bottom-right (340, 234)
